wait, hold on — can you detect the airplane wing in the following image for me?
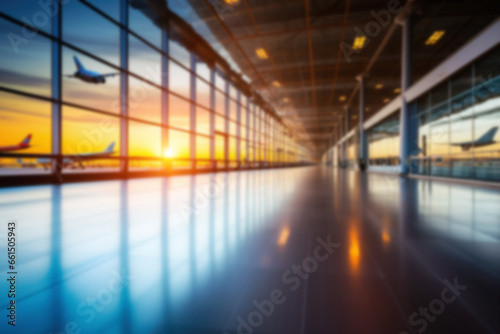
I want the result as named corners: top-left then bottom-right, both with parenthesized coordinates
top-left (101, 73), bottom-right (119, 78)
top-left (64, 75), bottom-right (76, 77)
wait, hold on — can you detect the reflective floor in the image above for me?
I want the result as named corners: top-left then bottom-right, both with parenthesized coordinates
top-left (0, 167), bottom-right (499, 334)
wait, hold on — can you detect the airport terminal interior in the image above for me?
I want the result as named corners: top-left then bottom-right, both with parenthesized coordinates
top-left (0, 0), bottom-right (499, 333)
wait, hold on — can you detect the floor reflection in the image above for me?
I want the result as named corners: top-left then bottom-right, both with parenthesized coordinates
top-left (0, 167), bottom-right (498, 334)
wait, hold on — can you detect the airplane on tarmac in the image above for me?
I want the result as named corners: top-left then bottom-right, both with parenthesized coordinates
top-left (65, 56), bottom-right (118, 84)
top-left (451, 126), bottom-right (498, 151)
top-left (37, 142), bottom-right (116, 170)
top-left (0, 134), bottom-right (32, 152)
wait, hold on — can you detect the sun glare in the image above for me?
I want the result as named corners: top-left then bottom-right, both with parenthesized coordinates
top-left (163, 148), bottom-right (175, 158)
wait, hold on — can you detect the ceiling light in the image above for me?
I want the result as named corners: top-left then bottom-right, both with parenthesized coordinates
top-left (272, 80), bottom-right (281, 87)
top-left (255, 48), bottom-right (268, 59)
top-left (339, 95), bottom-right (346, 102)
top-left (383, 98), bottom-right (390, 103)
top-left (353, 36), bottom-right (366, 50)
top-left (394, 88), bottom-right (401, 93)
top-left (224, 0), bottom-right (240, 5)
top-left (425, 30), bottom-right (445, 45)
top-left (375, 83), bottom-right (383, 89)
top-left (282, 97), bottom-right (289, 103)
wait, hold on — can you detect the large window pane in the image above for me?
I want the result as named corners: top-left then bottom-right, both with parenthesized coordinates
top-left (63, 1), bottom-right (119, 66)
top-left (169, 61), bottom-right (190, 98)
top-left (87, 0), bottom-right (119, 21)
top-left (169, 40), bottom-right (190, 68)
top-left (62, 106), bottom-right (120, 172)
top-left (169, 129), bottom-right (190, 160)
top-left (129, 77), bottom-right (161, 124)
top-left (129, 5), bottom-right (161, 48)
top-left (196, 79), bottom-right (210, 108)
top-left (129, 121), bottom-right (162, 157)
top-left (0, 2), bottom-right (51, 34)
top-left (196, 108), bottom-right (210, 135)
top-left (62, 48), bottom-right (120, 113)
top-left (0, 18), bottom-right (51, 96)
top-left (367, 113), bottom-right (400, 168)
top-left (0, 91), bottom-right (51, 175)
top-left (169, 94), bottom-right (190, 130)
top-left (129, 35), bottom-right (162, 85)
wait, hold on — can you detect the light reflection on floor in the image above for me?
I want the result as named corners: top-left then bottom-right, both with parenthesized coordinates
top-left (0, 167), bottom-right (499, 334)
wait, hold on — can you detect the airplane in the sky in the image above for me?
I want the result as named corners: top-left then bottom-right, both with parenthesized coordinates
top-left (451, 126), bottom-right (498, 151)
top-left (37, 142), bottom-right (116, 170)
top-left (66, 56), bottom-right (118, 84)
top-left (0, 134), bottom-right (32, 152)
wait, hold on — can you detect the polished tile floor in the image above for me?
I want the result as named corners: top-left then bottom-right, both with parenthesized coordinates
top-left (0, 167), bottom-right (499, 334)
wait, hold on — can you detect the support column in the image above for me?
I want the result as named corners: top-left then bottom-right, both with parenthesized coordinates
top-left (344, 105), bottom-right (350, 134)
top-left (120, 0), bottom-right (129, 174)
top-left (252, 104), bottom-right (257, 165)
top-left (357, 75), bottom-right (367, 171)
top-left (161, 27), bottom-right (169, 170)
top-left (398, 13), bottom-right (412, 174)
top-left (51, 0), bottom-right (62, 181)
top-left (224, 80), bottom-right (230, 168)
top-left (209, 69), bottom-right (216, 170)
top-left (246, 98), bottom-right (250, 166)
top-left (190, 53), bottom-right (197, 170)
top-left (236, 90), bottom-right (241, 165)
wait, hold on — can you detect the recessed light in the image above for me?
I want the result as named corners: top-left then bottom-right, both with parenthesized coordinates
top-left (272, 81), bottom-right (281, 87)
top-left (425, 30), bottom-right (445, 45)
top-left (255, 48), bottom-right (268, 59)
top-left (353, 36), bottom-right (366, 50)
top-left (339, 95), bottom-right (346, 102)
top-left (394, 88), bottom-right (401, 93)
top-left (383, 98), bottom-right (390, 103)
top-left (224, 0), bottom-right (240, 4)
top-left (375, 83), bottom-right (383, 89)
top-left (282, 97), bottom-right (289, 102)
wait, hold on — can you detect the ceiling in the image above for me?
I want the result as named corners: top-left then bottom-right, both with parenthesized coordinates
top-left (169, 0), bottom-right (500, 156)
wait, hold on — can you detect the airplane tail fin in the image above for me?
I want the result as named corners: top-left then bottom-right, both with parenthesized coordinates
top-left (105, 142), bottom-right (116, 153)
top-left (19, 134), bottom-right (32, 146)
top-left (73, 56), bottom-right (85, 71)
top-left (477, 126), bottom-right (498, 143)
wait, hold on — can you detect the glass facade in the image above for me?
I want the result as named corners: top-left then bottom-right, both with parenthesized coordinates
top-left (330, 45), bottom-right (500, 183)
top-left (0, 2), bottom-right (310, 179)
top-left (412, 46), bottom-right (500, 181)
top-left (367, 113), bottom-right (400, 167)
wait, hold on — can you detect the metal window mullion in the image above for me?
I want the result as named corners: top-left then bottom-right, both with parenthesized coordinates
top-left (224, 80), bottom-right (230, 166)
top-left (236, 90), bottom-right (241, 163)
top-left (120, 0), bottom-right (129, 174)
top-left (162, 27), bottom-right (169, 169)
top-left (190, 53), bottom-right (197, 169)
top-left (51, 0), bottom-right (62, 181)
top-left (210, 69), bottom-right (216, 169)
top-left (246, 99), bottom-right (250, 165)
